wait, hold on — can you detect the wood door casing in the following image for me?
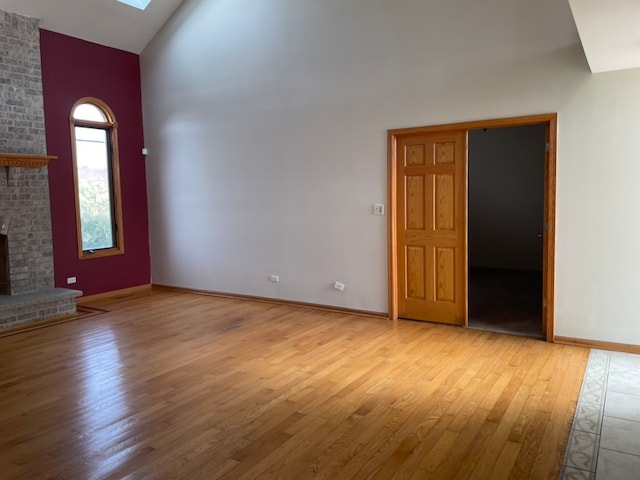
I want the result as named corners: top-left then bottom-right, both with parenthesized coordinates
top-left (388, 113), bottom-right (557, 340)
top-left (396, 131), bottom-right (467, 325)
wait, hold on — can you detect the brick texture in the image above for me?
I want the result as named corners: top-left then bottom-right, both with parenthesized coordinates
top-left (0, 290), bottom-right (81, 329)
top-left (0, 11), bottom-right (54, 295)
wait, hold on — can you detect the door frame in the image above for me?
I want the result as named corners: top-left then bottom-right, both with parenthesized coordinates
top-left (388, 113), bottom-right (558, 341)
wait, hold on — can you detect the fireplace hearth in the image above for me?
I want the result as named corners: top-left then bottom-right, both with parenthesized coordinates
top-left (0, 12), bottom-right (81, 330)
top-left (0, 155), bottom-right (82, 330)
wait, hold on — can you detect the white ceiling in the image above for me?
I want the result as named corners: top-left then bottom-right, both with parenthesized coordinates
top-left (569, 0), bottom-right (640, 73)
top-left (0, 0), bottom-right (639, 73)
top-left (0, 0), bottom-right (184, 54)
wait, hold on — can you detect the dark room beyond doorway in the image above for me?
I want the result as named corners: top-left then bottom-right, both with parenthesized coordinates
top-left (468, 124), bottom-right (546, 338)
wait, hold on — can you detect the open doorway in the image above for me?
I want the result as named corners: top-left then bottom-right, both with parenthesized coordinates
top-left (467, 125), bottom-right (546, 338)
top-left (388, 113), bottom-right (557, 340)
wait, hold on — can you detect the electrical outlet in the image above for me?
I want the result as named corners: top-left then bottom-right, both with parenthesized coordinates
top-left (373, 203), bottom-right (385, 215)
top-left (270, 274), bottom-right (280, 283)
top-left (67, 276), bottom-right (77, 285)
top-left (334, 281), bottom-right (345, 291)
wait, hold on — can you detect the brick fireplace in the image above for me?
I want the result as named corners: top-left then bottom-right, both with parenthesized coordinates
top-left (0, 12), bottom-right (80, 329)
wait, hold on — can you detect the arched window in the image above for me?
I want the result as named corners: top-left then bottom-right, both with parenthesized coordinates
top-left (70, 98), bottom-right (124, 258)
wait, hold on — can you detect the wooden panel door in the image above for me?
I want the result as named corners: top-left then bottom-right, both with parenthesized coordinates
top-left (396, 131), bottom-right (467, 325)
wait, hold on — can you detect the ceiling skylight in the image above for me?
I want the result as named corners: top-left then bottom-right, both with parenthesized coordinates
top-left (118, 0), bottom-right (152, 10)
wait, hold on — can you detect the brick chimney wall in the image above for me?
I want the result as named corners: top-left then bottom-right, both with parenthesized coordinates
top-left (0, 11), bottom-right (54, 295)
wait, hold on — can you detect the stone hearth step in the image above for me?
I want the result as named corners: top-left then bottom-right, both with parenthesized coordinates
top-left (0, 288), bottom-right (83, 330)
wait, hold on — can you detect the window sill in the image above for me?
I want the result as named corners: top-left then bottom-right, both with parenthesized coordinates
top-left (79, 247), bottom-right (125, 260)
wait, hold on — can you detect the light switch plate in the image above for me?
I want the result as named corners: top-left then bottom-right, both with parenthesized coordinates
top-left (373, 204), bottom-right (385, 215)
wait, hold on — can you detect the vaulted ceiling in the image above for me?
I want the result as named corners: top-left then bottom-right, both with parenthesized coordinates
top-left (568, 0), bottom-right (640, 73)
top-left (0, 0), bottom-right (184, 54)
top-left (0, 0), bottom-right (639, 73)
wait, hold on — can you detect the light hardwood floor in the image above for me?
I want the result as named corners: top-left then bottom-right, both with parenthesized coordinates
top-left (0, 289), bottom-right (589, 479)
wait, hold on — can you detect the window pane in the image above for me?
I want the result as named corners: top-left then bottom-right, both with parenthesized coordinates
top-left (75, 126), bottom-right (116, 251)
top-left (118, 0), bottom-right (152, 10)
top-left (73, 104), bottom-right (107, 122)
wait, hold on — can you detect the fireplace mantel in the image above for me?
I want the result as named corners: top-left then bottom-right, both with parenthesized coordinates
top-left (0, 153), bottom-right (57, 168)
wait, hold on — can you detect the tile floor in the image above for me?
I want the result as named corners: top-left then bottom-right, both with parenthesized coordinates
top-left (560, 349), bottom-right (640, 479)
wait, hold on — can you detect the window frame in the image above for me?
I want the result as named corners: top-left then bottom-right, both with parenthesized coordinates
top-left (70, 97), bottom-right (125, 260)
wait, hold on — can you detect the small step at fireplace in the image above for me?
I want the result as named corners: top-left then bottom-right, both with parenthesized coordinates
top-left (0, 288), bottom-right (83, 330)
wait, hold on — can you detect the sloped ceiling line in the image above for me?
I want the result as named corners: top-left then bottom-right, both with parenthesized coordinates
top-left (0, 0), bottom-right (639, 71)
top-left (0, 0), bottom-right (184, 54)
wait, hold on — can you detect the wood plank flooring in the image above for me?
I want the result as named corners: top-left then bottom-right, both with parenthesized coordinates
top-left (0, 289), bottom-right (589, 479)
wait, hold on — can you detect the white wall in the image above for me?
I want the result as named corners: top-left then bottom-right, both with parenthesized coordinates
top-left (141, 0), bottom-right (640, 345)
top-left (469, 125), bottom-right (545, 271)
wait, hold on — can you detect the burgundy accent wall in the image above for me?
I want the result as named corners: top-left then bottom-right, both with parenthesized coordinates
top-left (40, 30), bottom-right (150, 296)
